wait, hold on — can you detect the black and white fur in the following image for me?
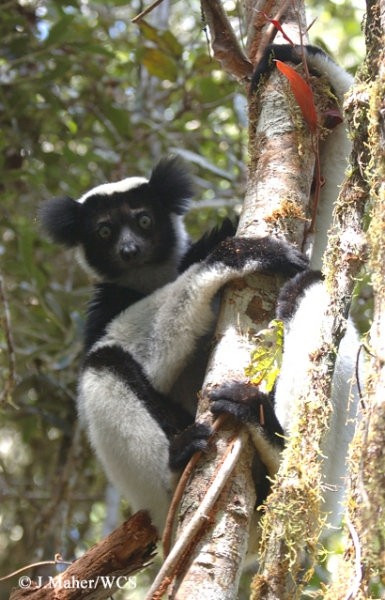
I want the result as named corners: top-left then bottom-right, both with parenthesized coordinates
top-left (252, 44), bottom-right (354, 270)
top-left (274, 271), bottom-right (359, 522)
top-left (39, 156), bottom-right (308, 531)
top-left (40, 46), bottom-right (357, 537)
top-left (248, 45), bottom-right (358, 523)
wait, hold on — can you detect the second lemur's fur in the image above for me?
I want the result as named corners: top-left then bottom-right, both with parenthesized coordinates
top-left (252, 44), bottom-right (354, 270)
top-left (247, 44), bottom-right (358, 524)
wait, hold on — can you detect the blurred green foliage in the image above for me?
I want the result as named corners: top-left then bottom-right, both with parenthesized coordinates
top-left (0, 1), bottom-right (364, 598)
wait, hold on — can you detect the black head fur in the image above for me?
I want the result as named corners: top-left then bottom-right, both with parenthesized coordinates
top-left (148, 156), bottom-right (194, 215)
top-left (39, 156), bottom-right (194, 282)
top-left (39, 196), bottom-right (82, 246)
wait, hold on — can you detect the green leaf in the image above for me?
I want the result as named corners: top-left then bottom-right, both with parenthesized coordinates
top-left (45, 14), bottom-right (76, 46)
top-left (138, 22), bottom-right (182, 56)
top-left (142, 48), bottom-right (178, 81)
top-left (160, 30), bottom-right (183, 56)
top-left (98, 104), bottom-right (132, 136)
top-left (244, 319), bottom-right (284, 392)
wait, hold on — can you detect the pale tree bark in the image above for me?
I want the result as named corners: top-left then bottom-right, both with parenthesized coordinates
top-left (252, 86), bottom-right (368, 600)
top-left (150, 1), bottom-right (375, 599)
top-left (152, 1), bottom-right (326, 599)
top-left (323, 1), bottom-right (385, 598)
top-left (250, 23), bottom-right (373, 600)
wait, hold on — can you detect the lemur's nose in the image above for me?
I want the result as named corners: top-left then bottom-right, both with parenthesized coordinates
top-left (119, 242), bottom-right (139, 260)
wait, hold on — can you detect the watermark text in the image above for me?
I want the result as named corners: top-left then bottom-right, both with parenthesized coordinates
top-left (18, 575), bottom-right (137, 590)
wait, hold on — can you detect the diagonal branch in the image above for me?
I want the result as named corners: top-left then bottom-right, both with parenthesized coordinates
top-left (9, 512), bottom-right (158, 600)
top-left (200, 0), bottom-right (253, 81)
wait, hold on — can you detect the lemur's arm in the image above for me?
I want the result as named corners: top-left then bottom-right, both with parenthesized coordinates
top-left (79, 235), bottom-right (307, 529)
top-left (92, 237), bottom-right (307, 397)
top-left (83, 219), bottom-right (238, 351)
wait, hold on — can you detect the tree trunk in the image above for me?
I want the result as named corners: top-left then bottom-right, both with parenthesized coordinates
top-left (163, 2), bottom-right (319, 598)
top-left (323, 1), bottom-right (385, 597)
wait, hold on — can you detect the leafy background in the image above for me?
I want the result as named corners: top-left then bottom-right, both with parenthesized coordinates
top-left (0, 1), bottom-right (364, 598)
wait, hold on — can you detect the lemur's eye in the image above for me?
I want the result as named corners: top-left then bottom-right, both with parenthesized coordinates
top-left (137, 213), bottom-right (153, 230)
top-left (97, 223), bottom-right (112, 239)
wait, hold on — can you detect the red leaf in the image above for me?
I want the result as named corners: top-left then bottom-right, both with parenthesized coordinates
top-left (275, 59), bottom-right (318, 132)
top-left (259, 12), bottom-right (294, 45)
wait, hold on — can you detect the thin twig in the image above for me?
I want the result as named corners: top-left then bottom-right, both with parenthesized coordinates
top-left (162, 413), bottom-right (228, 557)
top-left (131, 0), bottom-right (165, 24)
top-left (0, 555), bottom-right (72, 582)
top-left (356, 342), bottom-right (372, 407)
top-left (249, 0), bottom-right (292, 65)
top-left (145, 432), bottom-right (245, 600)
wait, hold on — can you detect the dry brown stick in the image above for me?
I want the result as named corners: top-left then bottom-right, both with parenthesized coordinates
top-left (162, 414), bottom-right (228, 557)
top-left (9, 511), bottom-right (158, 600)
top-left (145, 433), bottom-right (245, 600)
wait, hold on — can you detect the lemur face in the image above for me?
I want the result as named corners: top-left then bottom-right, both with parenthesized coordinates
top-left (39, 156), bottom-right (194, 283)
top-left (79, 184), bottom-right (177, 280)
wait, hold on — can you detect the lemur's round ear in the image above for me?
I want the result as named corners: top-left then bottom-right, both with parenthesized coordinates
top-left (149, 155), bottom-right (195, 215)
top-left (39, 197), bottom-right (82, 246)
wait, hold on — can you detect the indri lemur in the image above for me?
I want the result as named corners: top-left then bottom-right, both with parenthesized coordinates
top-left (40, 45), bottom-right (357, 534)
